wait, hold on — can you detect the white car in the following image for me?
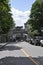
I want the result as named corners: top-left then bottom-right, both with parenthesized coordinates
top-left (40, 40), bottom-right (43, 47)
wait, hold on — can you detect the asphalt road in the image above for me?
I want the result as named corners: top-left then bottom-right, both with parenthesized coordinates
top-left (0, 41), bottom-right (43, 65)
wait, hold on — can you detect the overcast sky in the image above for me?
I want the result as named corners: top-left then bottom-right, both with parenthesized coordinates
top-left (10, 0), bottom-right (36, 27)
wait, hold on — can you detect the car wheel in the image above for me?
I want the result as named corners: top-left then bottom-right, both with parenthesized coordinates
top-left (35, 43), bottom-right (37, 46)
top-left (32, 43), bottom-right (34, 45)
top-left (37, 43), bottom-right (40, 46)
top-left (41, 44), bottom-right (43, 47)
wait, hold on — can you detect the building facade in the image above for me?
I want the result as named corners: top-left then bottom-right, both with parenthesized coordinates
top-left (7, 26), bottom-right (26, 42)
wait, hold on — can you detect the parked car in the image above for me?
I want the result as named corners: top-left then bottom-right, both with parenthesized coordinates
top-left (29, 38), bottom-right (36, 45)
top-left (39, 37), bottom-right (43, 47)
top-left (36, 36), bottom-right (43, 47)
top-left (34, 38), bottom-right (40, 46)
top-left (40, 40), bottom-right (43, 47)
top-left (29, 37), bottom-right (40, 46)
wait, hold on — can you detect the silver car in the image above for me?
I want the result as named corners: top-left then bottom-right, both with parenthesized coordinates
top-left (40, 40), bottom-right (43, 47)
top-left (29, 37), bottom-right (40, 46)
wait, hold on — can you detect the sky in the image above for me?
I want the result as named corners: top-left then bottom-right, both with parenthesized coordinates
top-left (10, 0), bottom-right (36, 27)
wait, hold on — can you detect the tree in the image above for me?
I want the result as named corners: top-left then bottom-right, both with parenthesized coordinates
top-left (28, 1), bottom-right (43, 35)
top-left (0, 0), bottom-right (15, 34)
top-left (37, 0), bottom-right (43, 5)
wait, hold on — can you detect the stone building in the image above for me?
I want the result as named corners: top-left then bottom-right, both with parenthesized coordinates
top-left (7, 26), bottom-right (26, 42)
top-left (24, 22), bottom-right (31, 41)
top-left (24, 22), bottom-right (29, 34)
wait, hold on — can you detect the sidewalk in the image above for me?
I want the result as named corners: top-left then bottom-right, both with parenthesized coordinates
top-left (0, 42), bottom-right (7, 49)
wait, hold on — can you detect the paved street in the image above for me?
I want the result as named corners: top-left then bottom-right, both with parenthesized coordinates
top-left (0, 41), bottom-right (43, 65)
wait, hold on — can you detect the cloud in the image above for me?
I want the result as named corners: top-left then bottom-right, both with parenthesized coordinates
top-left (11, 8), bottom-right (30, 27)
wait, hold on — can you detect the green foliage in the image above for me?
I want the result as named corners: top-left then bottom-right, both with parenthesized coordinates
top-left (37, 0), bottom-right (43, 5)
top-left (27, 0), bottom-right (43, 35)
top-left (0, 0), bottom-right (15, 34)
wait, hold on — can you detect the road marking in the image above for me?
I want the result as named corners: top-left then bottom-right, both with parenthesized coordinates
top-left (11, 43), bottom-right (40, 65)
top-left (21, 49), bottom-right (40, 65)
